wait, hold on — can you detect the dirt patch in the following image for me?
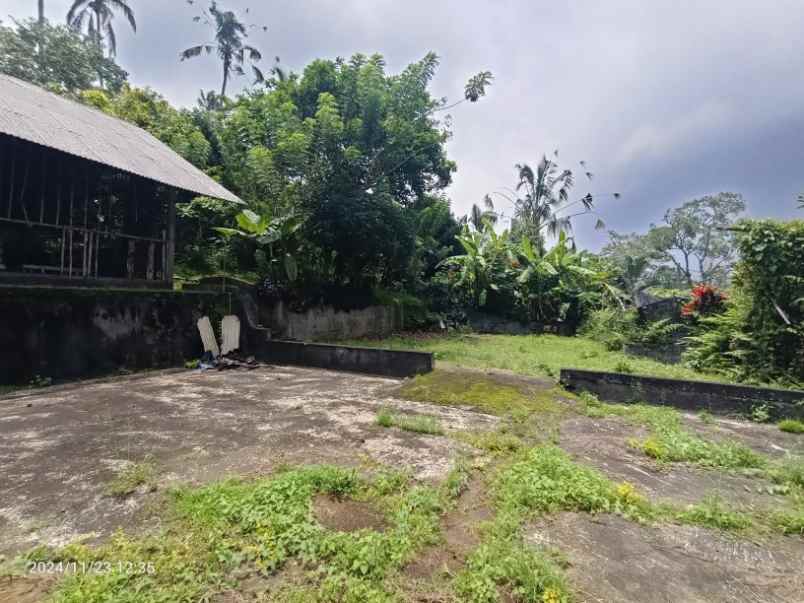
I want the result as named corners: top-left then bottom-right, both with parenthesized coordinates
top-left (405, 475), bottom-right (493, 580)
top-left (313, 494), bottom-right (387, 533)
top-left (558, 415), bottom-right (786, 509)
top-left (528, 512), bottom-right (804, 603)
top-left (0, 575), bottom-right (57, 603)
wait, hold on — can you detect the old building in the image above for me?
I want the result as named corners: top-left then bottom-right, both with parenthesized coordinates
top-left (0, 74), bottom-right (239, 288)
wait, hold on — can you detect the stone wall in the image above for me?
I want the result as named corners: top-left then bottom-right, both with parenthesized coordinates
top-left (0, 286), bottom-right (227, 385)
top-left (263, 300), bottom-right (395, 341)
top-left (560, 368), bottom-right (804, 420)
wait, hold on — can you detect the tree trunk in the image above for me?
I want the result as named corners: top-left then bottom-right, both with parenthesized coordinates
top-left (220, 61), bottom-right (230, 97)
top-left (38, 0), bottom-right (44, 24)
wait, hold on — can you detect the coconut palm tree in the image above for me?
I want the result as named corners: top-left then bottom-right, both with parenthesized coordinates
top-left (66, 0), bottom-right (136, 57)
top-left (469, 195), bottom-right (497, 231)
top-left (181, 1), bottom-right (263, 97)
top-left (511, 152), bottom-right (588, 251)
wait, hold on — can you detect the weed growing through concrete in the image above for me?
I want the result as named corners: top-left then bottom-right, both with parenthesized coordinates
top-left (27, 465), bottom-right (464, 602)
top-left (578, 391), bottom-right (765, 470)
top-left (375, 408), bottom-right (444, 435)
top-left (675, 495), bottom-right (753, 531)
top-left (105, 460), bottom-right (157, 497)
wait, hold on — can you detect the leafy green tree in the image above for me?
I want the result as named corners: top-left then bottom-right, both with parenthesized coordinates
top-left (181, 1), bottom-right (263, 97)
top-left (650, 193), bottom-right (745, 287)
top-left (211, 52), bottom-right (491, 289)
top-left (601, 231), bottom-right (667, 303)
top-left (81, 86), bottom-right (212, 168)
top-left (67, 0), bottom-right (136, 57)
top-left (0, 18), bottom-right (127, 93)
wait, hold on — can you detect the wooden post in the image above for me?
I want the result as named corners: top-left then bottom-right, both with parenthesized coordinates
top-left (94, 231), bottom-right (100, 277)
top-left (59, 227), bottom-right (64, 275)
top-left (68, 175), bottom-right (74, 278)
top-left (165, 191), bottom-right (176, 285)
top-left (18, 147), bottom-right (30, 222)
top-left (7, 153), bottom-right (14, 218)
top-left (126, 240), bottom-right (135, 279)
top-left (146, 241), bottom-right (155, 280)
top-left (55, 158), bottom-right (61, 226)
top-left (39, 148), bottom-right (47, 223)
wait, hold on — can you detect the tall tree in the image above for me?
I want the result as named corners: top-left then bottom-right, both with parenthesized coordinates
top-left (181, 1), bottom-right (264, 97)
top-left (469, 195), bottom-right (497, 231)
top-left (651, 192), bottom-right (746, 286)
top-left (66, 0), bottom-right (136, 57)
top-left (506, 152), bottom-right (601, 253)
top-left (0, 18), bottom-right (127, 93)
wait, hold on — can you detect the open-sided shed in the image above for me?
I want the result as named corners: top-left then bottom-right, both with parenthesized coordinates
top-left (0, 74), bottom-right (239, 288)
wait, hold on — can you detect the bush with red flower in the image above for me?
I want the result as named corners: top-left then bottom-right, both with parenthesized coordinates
top-left (681, 284), bottom-right (727, 318)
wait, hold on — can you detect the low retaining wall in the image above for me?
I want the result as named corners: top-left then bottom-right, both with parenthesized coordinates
top-left (466, 311), bottom-right (574, 336)
top-left (255, 340), bottom-right (433, 378)
top-left (560, 368), bottom-right (804, 420)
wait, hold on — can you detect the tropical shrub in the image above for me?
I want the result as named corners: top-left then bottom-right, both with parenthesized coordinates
top-left (684, 220), bottom-right (804, 384)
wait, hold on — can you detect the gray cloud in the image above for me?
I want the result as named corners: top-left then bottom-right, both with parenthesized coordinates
top-left (5, 0), bottom-right (803, 247)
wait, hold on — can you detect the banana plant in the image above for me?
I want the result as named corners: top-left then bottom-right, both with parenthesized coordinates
top-left (439, 224), bottom-right (511, 308)
top-left (215, 209), bottom-right (305, 282)
top-left (514, 231), bottom-right (625, 321)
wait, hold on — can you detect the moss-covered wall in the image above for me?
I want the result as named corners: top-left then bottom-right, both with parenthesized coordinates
top-left (0, 287), bottom-right (230, 385)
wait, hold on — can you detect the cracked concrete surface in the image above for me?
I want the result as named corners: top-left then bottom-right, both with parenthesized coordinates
top-left (0, 366), bottom-right (496, 556)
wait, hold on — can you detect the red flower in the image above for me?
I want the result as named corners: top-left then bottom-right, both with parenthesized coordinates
top-left (682, 284), bottom-right (727, 317)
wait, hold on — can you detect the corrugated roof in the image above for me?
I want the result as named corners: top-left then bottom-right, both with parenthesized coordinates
top-left (0, 74), bottom-right (241, 203)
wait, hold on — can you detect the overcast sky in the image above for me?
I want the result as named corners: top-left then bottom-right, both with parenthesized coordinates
top-left (4, 0), bottom-right (803, 248)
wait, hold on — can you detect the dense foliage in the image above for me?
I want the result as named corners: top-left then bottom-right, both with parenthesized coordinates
top-left (441, 226), bottom-right (622, 327)
top-left (685, 220), bottom-right (804, 384)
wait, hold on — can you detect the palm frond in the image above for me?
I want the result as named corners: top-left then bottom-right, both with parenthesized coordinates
top-left (110, 0), bottom-right (137, 31)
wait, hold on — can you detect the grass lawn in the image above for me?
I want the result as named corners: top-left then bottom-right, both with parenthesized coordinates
top-left (339, 333), bottom-right (726, 383)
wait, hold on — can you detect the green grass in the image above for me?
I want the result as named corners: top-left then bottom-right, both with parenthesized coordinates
top-left (25, 465), bottom-right (461, 603)
top-left (375, 408), bottom-right (444, 435)
top-left (779, 419), bottom-right (804, 434)
top-left (342, 333), bottom-right (726, 383)
top-left (105, 461), bottom-right (157, 497)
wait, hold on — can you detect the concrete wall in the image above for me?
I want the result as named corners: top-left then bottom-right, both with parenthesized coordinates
top-left (624, 343), bottom-right (684, 365)
top-left (0, 286), bottom-right (226, 385)
top-left (466, 310), bottom-right (574, 336)
top-left (255, 340), bottom-right (433, 378)
top-left (264, 300), bottom-right (395, 341)
top-left (560, 368), bottom-right (804, 420)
